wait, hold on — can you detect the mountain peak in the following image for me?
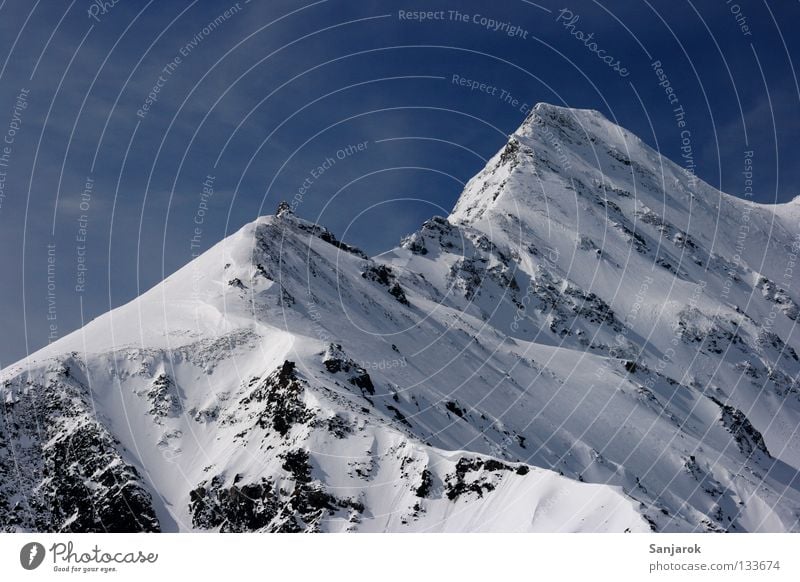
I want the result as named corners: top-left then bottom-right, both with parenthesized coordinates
top-left (450, 102), bottom-right (673, 224)
top-left (520, 101), bottom-right (635, 150)
top-left (529, 101), bottom-right (607, 119)
top-left (275, 200), bottom-right (293, 217)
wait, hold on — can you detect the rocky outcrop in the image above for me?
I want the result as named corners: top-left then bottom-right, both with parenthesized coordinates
top-left (0, 366), bottom-right (159, 532)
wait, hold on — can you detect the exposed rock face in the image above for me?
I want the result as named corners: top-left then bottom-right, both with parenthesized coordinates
top-left (322, 345), bottom-right (375, 396)
top-left (232, 361), bottom-right (313, 437)
top-left (0, 364), bottom-right (159, 532)
top-left (189, 451), bottom-right (365, 533)
top-left (710, 397), bottom-right (772, 459)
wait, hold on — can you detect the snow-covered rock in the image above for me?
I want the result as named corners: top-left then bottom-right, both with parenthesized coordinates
top-left (2, 103), bottom-right (799, 532)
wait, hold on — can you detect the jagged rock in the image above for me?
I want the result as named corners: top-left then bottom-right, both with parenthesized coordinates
top-left (236, 361), bottom-right (313, 437)
top-left (362, 264), bottom-right (410, 305)
top-left (322, 344), bottom-right (375, 396)
top-left (0, 374), bottom-right (159, 532)
top-left (709, 396), bottom-right (771, 459)
top-left (145, 373), bottom-right (182, 419)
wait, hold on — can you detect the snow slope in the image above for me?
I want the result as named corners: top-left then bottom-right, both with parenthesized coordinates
top-left (2, 104), bottom-right (799, 532)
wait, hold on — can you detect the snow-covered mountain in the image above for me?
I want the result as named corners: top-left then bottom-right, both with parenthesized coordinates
top-left (2, 103), bottom-right (799, 532)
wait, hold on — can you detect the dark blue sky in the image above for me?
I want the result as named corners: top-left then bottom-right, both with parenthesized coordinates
top-left (0, 0), bottom-right (798, 366)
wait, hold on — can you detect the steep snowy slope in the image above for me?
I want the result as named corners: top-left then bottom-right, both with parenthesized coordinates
top-left (0, 208), bottom-right (646, 532)
top-left (2, 103), bottom-right (799, 532)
